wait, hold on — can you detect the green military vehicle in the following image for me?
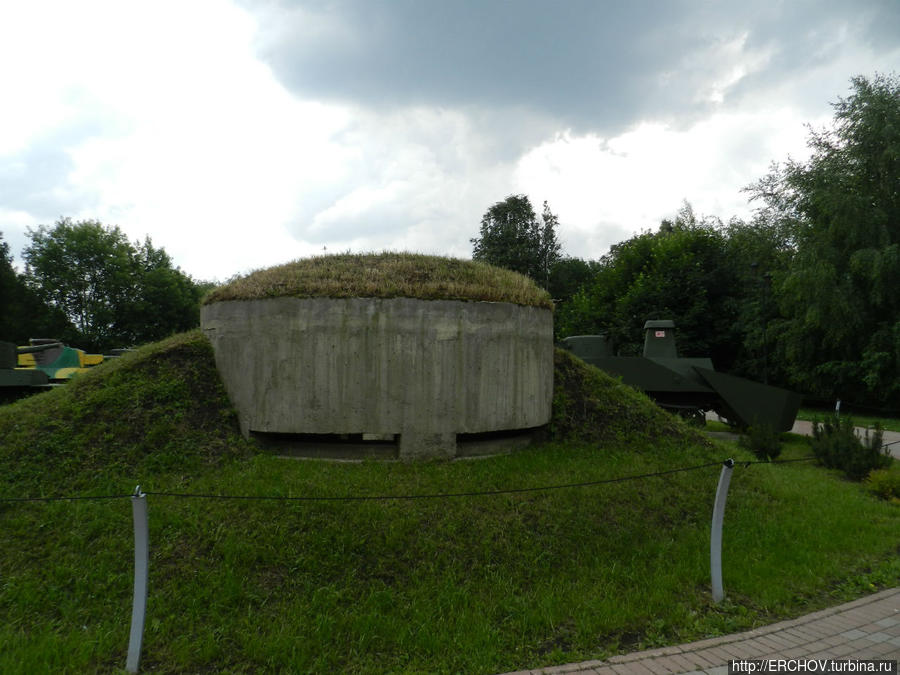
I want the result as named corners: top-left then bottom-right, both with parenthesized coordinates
top-left (1, 341), bottom-right (52, 401)
top-left (561, 320), bottom-right (801, 431)
top-left (1, 339), bottom-right (106, 402)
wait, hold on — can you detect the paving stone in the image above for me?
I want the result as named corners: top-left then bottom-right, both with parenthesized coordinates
top-left (496, 589), bottom-right (900, 675)
top-left (785, 626), bottom-right (822, 642)
top-left (699, 647), bottom-right (735, 665)
top-left (820, 634), bottom-right (847, 648)
top-left (802, 640), bottom-right (836, 655)
top-left (571, 661), bottom-right (608, 670)
top-left (630, 646), bottom-right (682, 660)
top-left (608, 662), bottom-right (653, 675)
top-left (827, 642), bottom-right (859, 657)
top-left (753, 634), bottom-right (794, 653)
top-left (817, 617), bottom-right (862, 633)
top-left (841, 643), bottom-right (880, 658)
top-left (840, 628), bottom-right (868, 640)
top-left (682, 651), bottom-right (726, 670)
top-left (872, 644), bottom-right (897, 656)
top-left (770, 630), bottom-right (810, 647)
top-left (862, 631), bottom-right (894, 644)
top-left (703, 666), bottom-right (729, 675)
top-left (675, 636), bottom-right (732, 652)
top-left (646, 657), bottom-right (687, 674)
top-left (547, 663), bottom-right (590, 673)
top-left (663, 653), bottom-right (705, 671)
top-left (718, 642), bottom-right (759, 660)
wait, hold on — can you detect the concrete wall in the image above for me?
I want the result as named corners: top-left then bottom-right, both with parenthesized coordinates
top-left (201, 297), bottom-right (553, 459)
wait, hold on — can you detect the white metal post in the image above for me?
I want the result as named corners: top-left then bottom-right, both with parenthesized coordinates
top-left (710, 459), bottom-right (734, 604)
top-left (127, 486), bottom-right (149, 673)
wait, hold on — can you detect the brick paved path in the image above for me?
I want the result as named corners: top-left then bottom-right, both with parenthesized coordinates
top-left (499, 587), bottom-right (899, 674)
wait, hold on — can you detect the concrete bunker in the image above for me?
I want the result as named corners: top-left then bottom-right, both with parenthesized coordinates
top-left (201, 254), bottom-right (554, 459)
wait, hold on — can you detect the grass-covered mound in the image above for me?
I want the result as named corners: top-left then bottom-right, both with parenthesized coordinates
top-left (0, 332), bottom-right (255, 492)
top-left (203, 252), bottom-right (553, 309)
top-left (551, 347), bottom-right (709, 446)
top-left (0, 333), bottom-right (898, 674)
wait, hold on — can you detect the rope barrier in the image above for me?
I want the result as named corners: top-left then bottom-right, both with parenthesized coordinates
top-left (142, 460), bottom-right (724, 502)
top-left (0, 460), bottom-right (728, 503)
top-left (0, 452), bottom-right (889, 504)
top-left (743, 456), bottom-right (818, 465)
top-left (0, 493), bottom-right (134, 503)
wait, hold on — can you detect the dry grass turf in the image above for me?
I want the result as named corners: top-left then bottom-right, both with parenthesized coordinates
top-left (203, 252), bottom-right (554, 309)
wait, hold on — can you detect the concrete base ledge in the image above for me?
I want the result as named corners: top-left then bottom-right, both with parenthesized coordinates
top-left (253, 428), bottom-right (542, 461)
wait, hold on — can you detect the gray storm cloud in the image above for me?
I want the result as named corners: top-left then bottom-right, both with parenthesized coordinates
top-left (2, 0), bottom-right (897, 279)
top-left (248, 0), bottom-right (898, 141)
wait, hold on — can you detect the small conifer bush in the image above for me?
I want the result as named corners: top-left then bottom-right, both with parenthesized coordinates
top-left (739, 423), bottom-right (782, 461)
top-left (810, 415), bottom-right (890, 481)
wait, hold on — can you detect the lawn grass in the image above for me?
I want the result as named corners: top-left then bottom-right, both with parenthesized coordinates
top-left (796, 407), bottom-right (900, 432)
top-left (0, 333), bottom-right (897, 674)
top-left (203, 252), bottom-right (553, 309)
top-left (705, 419), bottom-right (733, 433)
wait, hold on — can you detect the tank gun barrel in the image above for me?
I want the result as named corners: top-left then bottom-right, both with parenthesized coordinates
top-left (17, 342), bottom-right (64, 354)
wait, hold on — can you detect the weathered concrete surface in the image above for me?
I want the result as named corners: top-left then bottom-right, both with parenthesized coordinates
top-left (201, 297), bottom-right (553, 458)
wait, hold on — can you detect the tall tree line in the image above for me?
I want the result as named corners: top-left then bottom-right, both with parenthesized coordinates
top-left (750, 73), bottom-right (900, 407)
top-left (478, 74), bottom-right (899, 409)
top-left (1, 218), bottom-right (208, 352)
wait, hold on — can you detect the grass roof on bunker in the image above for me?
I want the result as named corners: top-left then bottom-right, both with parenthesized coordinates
top-left (203, 252), bottom-right (553, 309)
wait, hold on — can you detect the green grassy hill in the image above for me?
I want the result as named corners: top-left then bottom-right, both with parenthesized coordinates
top-left (1, 332), bottom-right (897, 674)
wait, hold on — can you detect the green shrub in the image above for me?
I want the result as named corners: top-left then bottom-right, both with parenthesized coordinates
top-left (866, 469), bottom-right (900, 502)
top-left (739, 424), bottom-right (782, 461)
top-left (810, 415), bottom-right (890, 481)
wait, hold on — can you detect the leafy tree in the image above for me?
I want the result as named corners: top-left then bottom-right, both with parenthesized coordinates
top-left (0, 231), bottom-right (71, 344)
top-left (115, 237), bottom-right (204, 346)
top-left (0, 233), bottom-right (21, 341)
top-left (471, 195), bottom-right (562, 288)
top-left (747, 73), bottom-right (900, 405)
top-left (721, 215), bottom-right (795, 384)
top-left (23, 218), bottom-right (204, 352)
top-left (557, 204), bottom-right (743, 368)
top-left (548, 256), bottom-right (599, 303)
top-left (24, 219), bottom-right (134, 350)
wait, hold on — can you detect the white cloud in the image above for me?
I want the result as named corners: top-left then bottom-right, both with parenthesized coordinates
top-left (290, 105), bottom-right (516, 257)
top-left (514, 106), bottom-right (822, 257)
top-left (2, 0), bottom-right (895, 281)
top-left (1, 0), bottom-right (360, 279)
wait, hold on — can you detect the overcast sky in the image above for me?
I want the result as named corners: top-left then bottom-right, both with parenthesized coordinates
top-left (1, 1), bottom-right (898, 281)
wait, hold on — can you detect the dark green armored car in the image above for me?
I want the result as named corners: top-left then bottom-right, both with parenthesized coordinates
top-left (561, 320), bottom-right (801, 432)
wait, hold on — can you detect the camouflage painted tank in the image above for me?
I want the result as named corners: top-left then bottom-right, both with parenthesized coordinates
top-left (1, 339), bottom-right (106, 402)
top-left (16, 339), bottom-right (105, 382)
top-left (1, 341), bottom-right (50, 387)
